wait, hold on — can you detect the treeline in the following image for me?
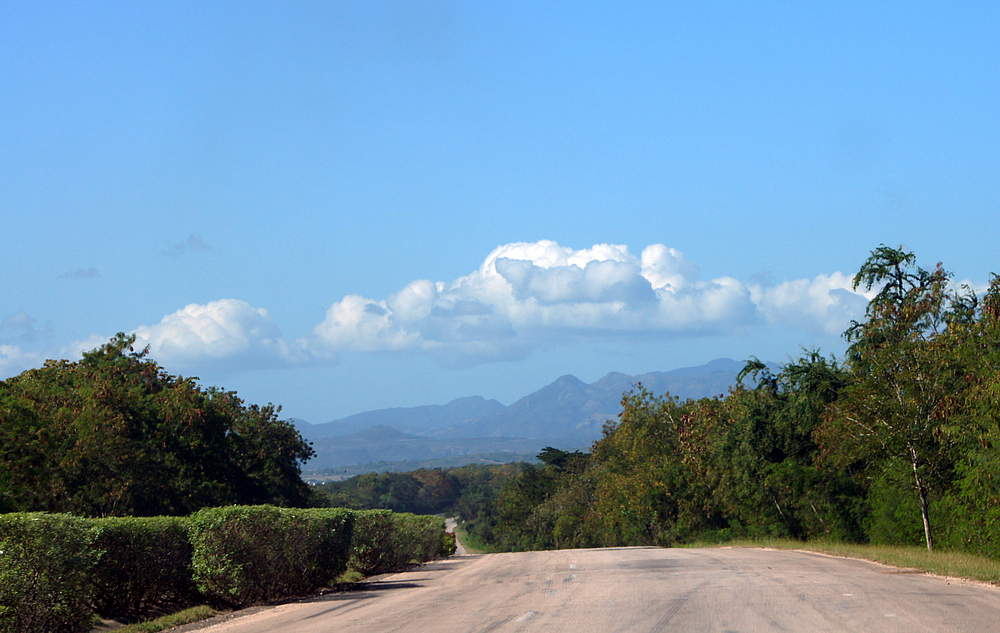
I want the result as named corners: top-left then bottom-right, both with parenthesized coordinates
top-left (474, 246), bottom-right (1000, 556)
top-left (313, 463), bottom-right (529, 522)
top-left (0, 334), bottom-right (315, 516)
top-left (0, 505), bottom-right (452, 633)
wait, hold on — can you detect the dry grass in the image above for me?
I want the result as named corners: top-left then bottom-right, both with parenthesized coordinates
top-left (108, 606), bottom-right (218, 633)
top-left (702, 538), bottom-right (1000, 585)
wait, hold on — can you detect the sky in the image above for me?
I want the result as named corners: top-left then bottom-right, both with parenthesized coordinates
top-left (2, 2), bottom-right (999, 423)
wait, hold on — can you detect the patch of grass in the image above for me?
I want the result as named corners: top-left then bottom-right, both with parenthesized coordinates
top-left (453, 524), bottom-right (494, 554)
top-left (112, 606), bottom-right (218, 633)
top-left (335, 569), bottom-right (366, 583)
top-left (695, 538), bottom-right (1000, 585)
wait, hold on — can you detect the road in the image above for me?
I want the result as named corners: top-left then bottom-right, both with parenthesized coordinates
top-left (191, 547), bottom-right (1000, 632)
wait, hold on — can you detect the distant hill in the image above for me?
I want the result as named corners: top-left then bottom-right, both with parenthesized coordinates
top-left (298, 395), bottom-right (507, 438)
top-left (296, 358), bottom-right (755, 470)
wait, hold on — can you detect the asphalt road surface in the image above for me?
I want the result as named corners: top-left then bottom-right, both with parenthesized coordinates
top-left (192, 547), bottom-right (1000, 632)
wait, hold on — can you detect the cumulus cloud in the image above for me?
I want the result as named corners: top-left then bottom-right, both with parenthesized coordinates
top-left (1, 241), bottom-right (875, 377)
top-left (308, 240), bottom-right (869, 364)
top-left (0, 344), bottom-right (47, 377)
top-left (133, 299), bottom-right (307, 370)
top-left (749, 272), bottom-right (871, 335)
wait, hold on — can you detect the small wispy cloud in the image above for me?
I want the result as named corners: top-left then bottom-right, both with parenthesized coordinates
top-left (1, 311), bottom-right (53, 345)
top-left (160, 235), bottom-right (212, 257)
top-left (60, 267), bottom-right (100, 279)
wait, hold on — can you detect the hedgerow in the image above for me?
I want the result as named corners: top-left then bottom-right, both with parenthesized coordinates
top-left (0, 505), bottom-right (449, 632)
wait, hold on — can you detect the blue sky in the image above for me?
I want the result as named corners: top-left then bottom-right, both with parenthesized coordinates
top-left (3, 1), bottom-right (998, 423)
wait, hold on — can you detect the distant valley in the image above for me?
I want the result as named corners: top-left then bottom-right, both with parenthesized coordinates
top-left (295, 358), bottom-right (753, 474)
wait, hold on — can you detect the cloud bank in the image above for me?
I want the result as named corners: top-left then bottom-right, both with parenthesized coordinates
top-left (309, 241), bottom-right (868, 364)
top-left (1, 241), bottom-right (872, 376)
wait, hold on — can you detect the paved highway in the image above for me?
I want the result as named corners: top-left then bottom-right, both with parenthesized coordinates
top-left (192, 547), bottom-right (1000, 632)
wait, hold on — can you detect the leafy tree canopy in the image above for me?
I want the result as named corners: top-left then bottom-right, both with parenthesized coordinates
top-left (0, 334), bottom-right (314, 516)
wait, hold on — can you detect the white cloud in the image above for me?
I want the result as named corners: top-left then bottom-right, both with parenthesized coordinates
top-left (309, 240), bottom-right (869, 363)
top-left (133, 299), bottom-right (307, 370)
top-left (0, 344), bottom-right (47, 378)
top-left (749, 272), bottom-right (870, 335)
top-left (1, 241), bottom-right (876, 378)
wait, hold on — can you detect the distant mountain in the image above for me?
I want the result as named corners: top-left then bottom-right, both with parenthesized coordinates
top-left (435, 358), bottom-right (746, 441)
top-left (300, 396), bottom-right (506, 439)
top-left (296, 358), bottom-right (755, 470)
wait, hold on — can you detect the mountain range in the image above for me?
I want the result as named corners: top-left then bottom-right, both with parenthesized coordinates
top-left (295, 358), bottom-right (752, 472)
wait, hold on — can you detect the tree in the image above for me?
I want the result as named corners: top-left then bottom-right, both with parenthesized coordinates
top-left (726, 352), bottom-right (859, 540)
top-left (0, 334), bottom-right (315, 516)
top-left (828, 246), bottom-right (970, 551)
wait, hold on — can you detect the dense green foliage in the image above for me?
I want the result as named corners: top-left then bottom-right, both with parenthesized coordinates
top-left (90, 516), bottom-right (194, 618)
top-left (188, 505), bottom-right (354, 608)
top-left (0, 506), bottom-right (451, 631)
top-left (314, 463), bottom-right (528, 521)
top-left (347, 509), bottom-right (455, 576)
top-left (0, 334), bottom-right (315, 516)
top-left (478, 246), bottom-right (1000, 557)
top-left (0, 513), bottom-right (99, 633)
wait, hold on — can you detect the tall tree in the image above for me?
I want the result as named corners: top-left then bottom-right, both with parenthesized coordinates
top-left (828, 246), bottom-right (969, 550)
top-left (0, 334), bottom-right (314, 516)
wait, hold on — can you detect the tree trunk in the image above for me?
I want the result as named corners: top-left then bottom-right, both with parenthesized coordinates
top-left (909, 443), bottom-right (933, 552)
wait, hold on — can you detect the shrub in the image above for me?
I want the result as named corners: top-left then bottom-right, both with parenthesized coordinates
top-left (393, 514), bottom-right (449, 564)
top-left (349, 510), bottom-right (405, 575)
top-left (90, 516), bottom-right (195, 619)
top-left (188, 505), bottom-right (352, 607)
top-left (0, 513), bottom-right (100, 633)
top-left (348, 511), bottom-right (452, 576)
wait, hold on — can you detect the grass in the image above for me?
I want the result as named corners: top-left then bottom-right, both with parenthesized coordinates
top-left (699, 538), bottom-right (1000, 585)
top-left (110, 606), bottom-right (219, 633)
top-left (335, 569), bottom-right (367, 583)
top-left (453, 524), bottom-right (495, 554)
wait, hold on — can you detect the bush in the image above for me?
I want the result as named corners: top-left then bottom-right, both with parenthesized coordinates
top-left (188, 505), bottom-right (352, 607)
top-left (393, 514), bottom-right (449, 564)
top-left (348, 511), bottom-right (452, 576)
top-left (90, 516), bottom-right (195, 619)
top-left (349, 510), bottom-right (405, 575)
top-left (0, 513), bottom-right (100, 633)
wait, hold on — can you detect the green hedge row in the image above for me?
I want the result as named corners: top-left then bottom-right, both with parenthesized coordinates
top-left (0, 507), bottom-right (452, 633)
top-left (348, 510), bottom-right (456, 576)
top-left (189, 506), bottom-right (354, 608)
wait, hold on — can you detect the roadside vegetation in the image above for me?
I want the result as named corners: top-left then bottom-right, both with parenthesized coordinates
top-left (469, 246), bottom-right (1000, 565)
top-left (710, 539), bottom-right (1000, 585)
top-left (110, 606), bottom-right (218, 633)
top-left (0, 506), bottom-right (452, 633)
top-left (0, 337), bottom-right (455, 633)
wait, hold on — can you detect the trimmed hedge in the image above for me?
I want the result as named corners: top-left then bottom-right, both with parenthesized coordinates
top-left (393, 514), bottom-right (453, 563)
top-left (349, 512), bottom-right (454, 576)
top-left (0, 513), bottom-right (100, 633)
top-left (350, 510), bottom-right (406, 575)
top-left (188, 506), bottom-right (354, 608)
top-left (90, 516), bottom-right (195, 618)
top-left (0, 506), bottom-right (448, 630)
